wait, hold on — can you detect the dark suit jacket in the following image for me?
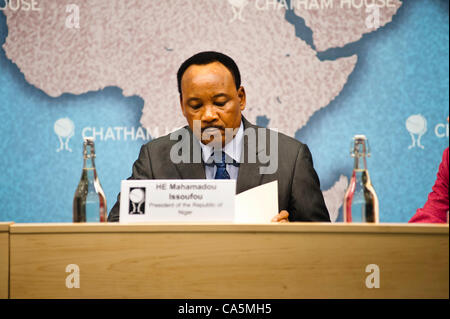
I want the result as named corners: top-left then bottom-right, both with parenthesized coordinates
top-left (108, 117), bottom-right (330, 222)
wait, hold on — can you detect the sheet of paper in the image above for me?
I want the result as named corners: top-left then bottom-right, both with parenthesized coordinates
top-left (234, 181), bottom-right (278, 223)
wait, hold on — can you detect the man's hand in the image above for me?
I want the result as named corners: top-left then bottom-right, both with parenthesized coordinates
top-left (271, 210), bottom-right (289, 223)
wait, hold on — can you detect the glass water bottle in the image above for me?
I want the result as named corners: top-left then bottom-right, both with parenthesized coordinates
top-left (343, 135), bottom-right (379, 223)
top-left (73, 138), bottom-right (107, 222)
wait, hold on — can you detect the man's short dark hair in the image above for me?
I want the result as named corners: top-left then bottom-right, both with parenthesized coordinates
top-left (177, 51), bottom-right (241, 95)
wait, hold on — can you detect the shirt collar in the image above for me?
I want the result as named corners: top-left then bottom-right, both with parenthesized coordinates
top-left (199, 121), bottom-right (244, 164)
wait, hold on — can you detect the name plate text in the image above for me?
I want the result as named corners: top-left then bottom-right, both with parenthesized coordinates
top-left (119, 179), bottom-right (236, 223)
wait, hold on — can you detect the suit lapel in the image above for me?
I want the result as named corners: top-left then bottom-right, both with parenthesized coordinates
top-left (236, 117), bottom-right (265, 194)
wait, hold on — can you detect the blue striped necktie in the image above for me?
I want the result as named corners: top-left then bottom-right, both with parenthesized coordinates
top-left (214, 152), bottom-right (230, 180)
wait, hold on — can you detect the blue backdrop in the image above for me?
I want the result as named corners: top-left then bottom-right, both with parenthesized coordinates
top-left (0, 0), bottom-right (448, 223)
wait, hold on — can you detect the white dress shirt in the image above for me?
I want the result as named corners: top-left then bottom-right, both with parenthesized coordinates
top-left (198, 121), bottom-right (244, 180)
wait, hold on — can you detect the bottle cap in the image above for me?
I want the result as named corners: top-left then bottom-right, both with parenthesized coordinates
top-left (353, 134), bottom-right (367, 140)
top-left (83, 137), bottom-right (96, 157)
top-left (351, 135), bottom-right (370, 157)
top-left (84, 137), bottom-right (95, 145)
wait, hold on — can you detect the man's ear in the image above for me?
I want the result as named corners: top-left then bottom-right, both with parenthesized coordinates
top-left (238, 86), bottom-right (246, 111)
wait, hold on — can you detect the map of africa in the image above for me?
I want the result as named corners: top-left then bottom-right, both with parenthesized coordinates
top-left (1, 0), bottom-right (402, 220)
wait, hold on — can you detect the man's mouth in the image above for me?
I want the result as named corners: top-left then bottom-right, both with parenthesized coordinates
top-left (201, 126), bottom-right (224, 134)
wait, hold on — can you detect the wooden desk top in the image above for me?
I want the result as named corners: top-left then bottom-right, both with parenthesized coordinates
top-left (0, 222), bottom-right (13, 232)
top-left (9, 222), bottom-right (449, 234)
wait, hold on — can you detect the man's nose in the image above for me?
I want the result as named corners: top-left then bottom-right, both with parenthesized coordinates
top-left (202, 104), bottom-right (219, 122)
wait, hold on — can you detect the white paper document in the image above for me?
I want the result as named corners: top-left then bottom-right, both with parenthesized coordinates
top-left (234, 181), bottom-right (279, 223)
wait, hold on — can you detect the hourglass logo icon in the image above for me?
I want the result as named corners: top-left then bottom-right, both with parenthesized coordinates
top-left (228, 0), bottom-right (249, 23)
top-left (406, 114), bottom-right (427, 149)
top-left (129, 188), bottom-right (145, 215)
top-left (54, 118), bottom-right (75, 152)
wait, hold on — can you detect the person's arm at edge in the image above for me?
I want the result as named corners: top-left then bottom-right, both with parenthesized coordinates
top-left (409, 147), bottom-right (449, 224)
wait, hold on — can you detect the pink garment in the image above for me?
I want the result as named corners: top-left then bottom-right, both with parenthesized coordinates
top-left (409, 147), bottom-right (449, 223)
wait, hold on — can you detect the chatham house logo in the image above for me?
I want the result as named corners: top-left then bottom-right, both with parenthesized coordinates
top-left (405, 114), bottom-right (427, 149)
top-left (129, 188), bottom-right (146, 215)
top-left (54, 117), bottom-right (75, 152)
top-left (228, 0), bottom-right (249, 22)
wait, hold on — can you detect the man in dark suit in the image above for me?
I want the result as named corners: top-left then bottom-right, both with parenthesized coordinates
top-left (108, 51), bottom-right (329, 222)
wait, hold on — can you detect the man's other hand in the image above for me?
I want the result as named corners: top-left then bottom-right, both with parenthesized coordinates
top-left (271, 210), bottom-right (289, 223)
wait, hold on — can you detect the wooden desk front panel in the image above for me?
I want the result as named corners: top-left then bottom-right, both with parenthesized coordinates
top-left (0, 223), bottom-right (12, 299)
top-left (9, 223), bottom-right (449, 299)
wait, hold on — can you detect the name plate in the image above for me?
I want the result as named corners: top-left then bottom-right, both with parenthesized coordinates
top-left (119, 179), bottom-right (236, 223)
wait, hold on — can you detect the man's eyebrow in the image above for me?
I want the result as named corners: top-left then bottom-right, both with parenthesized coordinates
top-left (212, 93), bottom-right (229, 99)
top-left (186, 97), bottom-right (202, 103)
